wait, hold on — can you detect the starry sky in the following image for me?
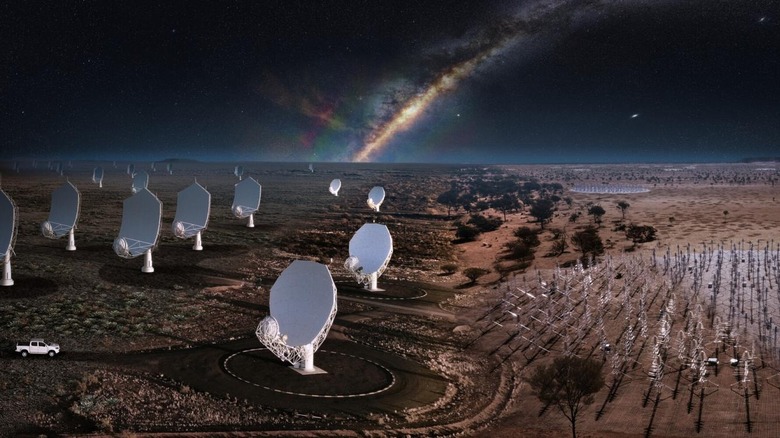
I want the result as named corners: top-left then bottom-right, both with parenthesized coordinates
top-left (2, 0), bottom-right (779, 164)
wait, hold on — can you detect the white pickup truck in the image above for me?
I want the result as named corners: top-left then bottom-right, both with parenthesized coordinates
top-left (15, 339), bottom-right (60, 357)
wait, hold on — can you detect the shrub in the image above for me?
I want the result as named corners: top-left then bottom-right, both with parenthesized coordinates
top-left (463, 267), bottom-right (490, 283)
top-left (455, 223), bottom-right (481, 242)
top-left (468, 214), bottom-right (503, 232)
top-left (441, 264), bottom-right (458, 275)
top-left (514, 226), bottom-right (540, 247)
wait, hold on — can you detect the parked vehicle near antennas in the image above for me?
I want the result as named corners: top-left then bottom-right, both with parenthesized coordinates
top-left (15, 339), bottom-right (60, 357)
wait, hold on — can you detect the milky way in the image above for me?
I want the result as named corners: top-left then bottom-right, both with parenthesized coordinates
top-left (351, 0), bottom-right (645, 162)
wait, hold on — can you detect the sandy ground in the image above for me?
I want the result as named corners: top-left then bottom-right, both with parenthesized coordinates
top-left (1, 161), bottom-right (779, 437)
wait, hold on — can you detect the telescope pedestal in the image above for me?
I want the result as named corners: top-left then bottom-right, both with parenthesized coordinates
top-left (66, 228), bottom-right (76, 251)
top-left (247, 214), bottom-right (255, 228)
top-left (364, 272), bottom-right (384, 292)
top-left (290, 343), bottom-right (327, 375)
top-left (193, 231), bottom-right (203, 251)
top-left (141, 249), bottom-right (154, 273)
top-left (1, 254), bottom-right (12, 286)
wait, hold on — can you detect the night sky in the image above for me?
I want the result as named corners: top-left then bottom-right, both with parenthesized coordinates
top-left (2, 0), bottom-right (779, 164)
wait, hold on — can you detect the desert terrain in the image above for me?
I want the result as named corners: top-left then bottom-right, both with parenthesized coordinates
top-left (0, 161), bottom-right (779, 437)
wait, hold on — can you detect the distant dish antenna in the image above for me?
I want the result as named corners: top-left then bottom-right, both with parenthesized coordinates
top-left (131, 170), bottom-right (149, 193)
top-left (126, 163), bottom-right (135, 176)
top-left (308, 163), bottom-right (315, 173)
top-left (329, 179), bottom-right (341, 196)
top-left (0, 189), bottom-right (18, 286)
top-left (114, 188), bottom-right (162, 273)
top-left (367, 186), bottom-right (385, 212)
top-left (234, 165), bottom-right (244, 180)
top-left (41, 181), bottom-right (80, 251)
top-left (231, 177), bottom-right (261, 228)
top-left (150, 162), bottom-right (156, 172)
top-left (166, 162), bottom-right (173, 174)
top-left (345, 223), bottom-right (393, 291)
top-left (255, 260), bottom-right (337, 374)
top-left (172, 181), bottom-right (211, 251)
top-left (92, 166), bottom-right (104, 188)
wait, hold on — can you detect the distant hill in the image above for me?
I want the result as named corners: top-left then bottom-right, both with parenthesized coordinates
top-left (158, 158), bottom-right (201, 163)
top-left (740, 157), bottom-right (780, 163)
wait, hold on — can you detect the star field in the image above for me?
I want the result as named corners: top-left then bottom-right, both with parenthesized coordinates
top-left (1, 0), bottom-right (778, 164)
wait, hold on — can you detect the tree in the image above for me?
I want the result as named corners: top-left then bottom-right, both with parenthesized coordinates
top-left (527, 356), bottom-right (605, 438)
top-left (529, 198), bottom-right (555, 229)
top-left (436, 189), bottom-right (460, 217)
top-left (616, 201), bottom-right (630, 220)
top-left (492, 193), bottom-right (520, 221)
top-left (587, 205), bottom-right (606, 227)
top-left (625, 224), bottom-right (656, 243)
top-left (463, 267), bottom-right (489, 284)
top-left (571, 226), bottom-right (604, 259)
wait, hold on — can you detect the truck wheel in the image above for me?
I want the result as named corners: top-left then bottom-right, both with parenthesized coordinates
top-left (48, 351), bottom-right (56, 357)
top-left (21, 350), bottom-right (28, 357)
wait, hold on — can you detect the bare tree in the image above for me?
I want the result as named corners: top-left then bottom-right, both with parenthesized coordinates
top-left (616, 200), bottom-right (630, 220)
top-left (527, 356), bottom-right (605, 438)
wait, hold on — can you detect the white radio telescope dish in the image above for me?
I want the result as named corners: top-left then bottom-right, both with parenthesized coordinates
top-left (114, 188), bottom-right (162, 273)
top-left (255, 260), bottom-right (337, 374)
top-left (231, 177), bottom-right (261, 228)
top-left (367, 186), bottom-right (385, 212)
top-left (172, 181), bottom-right (211, 251)
top-left (166, 162), bottom-right (173, 174)
top-left (345, 223), bottom-right (393, 291)
top-left (131, 170), bottom-right (149, 193)
top-left (92, 166), bottom-right (104, 188)
top-left (126, 163), bottom-right (135, 176)
top-left (0, 189), bottom-right (18, 286)
top-left (329, 179), bottom-right (341, 196)
top-left (41, 181), bottom-right (80, 251)
top-left (234, 165), bottom-right (244, 180)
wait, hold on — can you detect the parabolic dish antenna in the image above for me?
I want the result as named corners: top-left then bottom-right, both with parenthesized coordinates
top-left (113, 188), bottom-right (162, 273)
top-left (345, 223), bottom-right (393, 291)
top-left (231, 177), bottom-right (261, 228)
top-left (234, 165), bottom-right (244, 180)
top-left (126, 163), bottom-right (135, 176)
top-left (131, 170), bottom-right (149, 193)
top-left (329, 179), bottom-right (341, 196)
top-left (41, 181), bottom-right (80, 251)
top-left (0, 189), bottom-right (18, 286)
top-left (255, 260), bottom-right (337, 374)
top-left (166, 162), bottom-right (173, 174)
top-left (367, 186), bottom-right (385, 212)
top-left (172, 181), bottom-right (211, 251)
top-left (92, 166), bottom-right (104, 188)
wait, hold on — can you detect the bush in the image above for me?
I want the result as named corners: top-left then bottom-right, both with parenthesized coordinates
top-left (468, 214), bottom-right (503, 232)
top-left (463, 267), bottom-right (490, 283)
top-left (514, 226), bottom-right (540, 247)
top-left (625, 224), bottom-right (657, 243)
top-left (505, 240), bottom-right (534, 260)
top-left (456, 223), bottom-right (481, 241)
top-left (441, 264), bottom-right (458, 275)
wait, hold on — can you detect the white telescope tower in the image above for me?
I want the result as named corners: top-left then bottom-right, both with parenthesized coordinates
top-left (255, 260), bottom-right (337, 374)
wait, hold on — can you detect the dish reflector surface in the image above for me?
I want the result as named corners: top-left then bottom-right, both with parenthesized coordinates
top-left (234, 165), bottom-right (244, 178)
top-left (367, 186), bottom-right (385, 211)
top-left (329, 179), bottom-right (341, 196)
top-left (270, 260), bottom-right (337, 346)
top-left (42, 181), bottom-right (80, 238)
top-left (172, 182), bottom-right (211, 238)
top-left (0, 190), bottom-right (17, 257)
top-left (231, 177), bottom-right (261, 218)
top-left (348, 223), bottom-right (393, 275)
top-left (92, 167), bottom-right (104, 183)
top-left (114, 188), bottom-right (162, 258)
top-left (132, 171), bottom-right (149, 192)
